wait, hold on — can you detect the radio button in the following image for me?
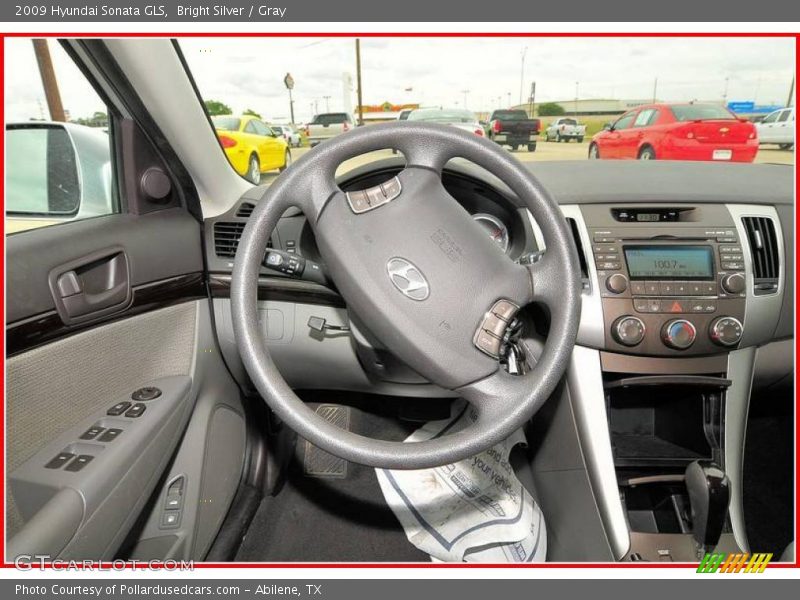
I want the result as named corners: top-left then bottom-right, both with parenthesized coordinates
top-left (721, 273), bottom-right (746, 295)
top-left (720, 253), bottom-right (742, 262)
top-left (593, 244), bottom-right (617, 253)
top-left (605, 273), bottom-right (628, 294)
top-left (688, 282), bottom-right (704, 295)
top-left (673, 282), bottom-right (689, 295)
top-left (644, 281), bottom-right (660, 295)
top-left (630, 281), bottom-right (647, 296)
top-left (598, 261), bottom-right (621, 270)
top-left (717, 236), bottom-right (738, 243)
top-left (633, 299), bottom-right (649, 313)
top-left (593, 236), bottom-right (615, 243)
top-left (659, 282), bottom-right (675, 295)
top-left (702, 282), bottom-right (718, 295)
top-left (720, 245), bottom-right (742, 254)
top-left (722, 261), bottom-right (744, 270)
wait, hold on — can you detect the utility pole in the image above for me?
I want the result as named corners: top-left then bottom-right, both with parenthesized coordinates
top-left (32, 39), bottom-right (66, 122)
top-left (507, 92), bottom-right (511, 107)
top-left (461, 89), bottom-right (470, 108)
top-left (787, 75), bottom-right (795, 107)
top-left (722, 77), bottom-right (730, 104)
top-left (283, 73), bottom-right (295, 125)
top-left (652, 77), bottom-right (658, 103)
top-left (323, 95), bottom-right (331, 112)
top-left (355, 39), bottom-right (364, 126)
top-left (529, 82), bottom-right (536, 117)
top-left (575, 81), bottom-right (579, 117)
top-left (519, 46), bottom-right (528, 105)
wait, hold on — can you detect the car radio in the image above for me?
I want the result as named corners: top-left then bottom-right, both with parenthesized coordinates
top-left (590, 225), bottom-right (746, 356)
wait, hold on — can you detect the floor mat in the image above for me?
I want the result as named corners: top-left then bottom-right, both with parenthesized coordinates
top-left (235, 401), bottom-right (429, 562)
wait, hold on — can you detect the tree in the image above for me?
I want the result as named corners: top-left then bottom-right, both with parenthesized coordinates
top-left (538, 102), bottom-right (566, 117)
top-left (204, 99), bottom-right (233, 116)
top-left (243, 108), bottom-right (262, 119)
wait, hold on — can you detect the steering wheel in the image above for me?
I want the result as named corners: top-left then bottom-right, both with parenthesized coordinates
top-left (231, 122), bottom-right (581, 470)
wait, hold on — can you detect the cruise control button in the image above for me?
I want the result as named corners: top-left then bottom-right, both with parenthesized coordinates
top-left (45, 452), bottom-right (75, 469)
top-left (491, 300), bottom-right (518, 322)
top-left (345, 190), bottom-right (370, 213)
top-left (125, 403), bottom-right (147, 418)
top-left (380, 176), bottom-right (402, 200)
top-left (107, 401), bottom-right (131, 416)
top-left (474, 330), bottom-right (502, 357)
top-left (65, 455), bottom-right (94, 472)
top-left (80, 426), bottom-right (105, 440)
top-left (483, 314), bottom-right (507, 338)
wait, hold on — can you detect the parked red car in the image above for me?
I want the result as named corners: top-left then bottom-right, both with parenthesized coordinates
top-left (588, 103), bottom-right (758, 162)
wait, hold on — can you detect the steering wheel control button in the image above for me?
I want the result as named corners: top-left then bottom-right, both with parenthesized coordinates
top-left (265, 251), bottom-right (284, 267)
top-left (107, 401), bottom-right (131, 416)
top-left (661, 319), bottom-right (697, 350)
top-left (346, 176), bottom-right (402, 214)
top-left (125, 403), bottom-right (147, 418)
top-left (709, 316), bottom-right (744, 347)
top-left (79, 425), bottom-right (105, 440)
top-left (132, 386), bottom-right (161, 402)
top-left (474, 299), bottom-right (520, 358)
top-left (611, 316), bottom-right (646, 347)
top-left (45, 452), bottom-right (76, 469)
top-left (605, 273), bottom-right (628, 294)
top-left (98, 428), bottom-right (123, 443)
top-left (65, 455), bottom-right (94, 472)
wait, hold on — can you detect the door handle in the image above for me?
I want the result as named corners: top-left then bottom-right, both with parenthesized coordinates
top-left (49, 248), bottom-right (132, 325)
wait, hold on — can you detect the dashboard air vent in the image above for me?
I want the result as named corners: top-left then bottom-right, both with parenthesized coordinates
top-left (742, 216), bottom-right (779, 295)
top-left (213, 221), bottom-right (272, 258)
top-left (565, 217), bottom-right (590, 290)
top-left (236, 202), bottom-right (255, 218)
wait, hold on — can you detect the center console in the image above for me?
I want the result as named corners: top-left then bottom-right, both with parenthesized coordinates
top-left (559, 202), bottom-right (785, 562)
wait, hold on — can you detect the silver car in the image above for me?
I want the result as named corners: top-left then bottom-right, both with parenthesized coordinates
top-left (406, 108), bottom-right (486, 137)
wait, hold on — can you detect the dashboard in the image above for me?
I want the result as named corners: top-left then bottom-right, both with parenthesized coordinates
top-left (205, 159), bottom-right (793, 392)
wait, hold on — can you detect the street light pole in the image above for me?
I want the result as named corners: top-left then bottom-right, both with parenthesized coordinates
top-left (461, 89), bottom-right (470, 108)
top-left (519, 46), bottom-right (527, 105)
top-left (575, 81), bottom-right (579, 117)
top-left (323, 95), bottom-right (331, 112)
top-left (355, 39), bottom-right (364, 126)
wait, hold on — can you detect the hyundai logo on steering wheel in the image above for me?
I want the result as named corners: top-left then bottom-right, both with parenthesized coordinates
top-left (386, 257), bottom-right (430, 301)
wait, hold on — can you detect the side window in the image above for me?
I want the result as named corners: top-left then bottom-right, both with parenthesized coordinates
top-left (244, 120), bottom-right (259, 134)
top-left (614, 111), bottom-right (637, 130)
top-left (778, 110), bottom-right (791, 122)
top-left (634, 109), bottom-right (658, 127)
top-left (762, 111), bottom-right (780, 124)
top-left (252, 120), bottom-right (271, 136)
top-left (5, 39), bottom-right (116, 234)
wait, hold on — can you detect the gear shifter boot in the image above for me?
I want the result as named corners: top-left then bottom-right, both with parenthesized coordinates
top-left (685, 461), bottom-right (730, 554)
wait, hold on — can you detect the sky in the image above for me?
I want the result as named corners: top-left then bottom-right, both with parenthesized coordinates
top-left (5, 37), bottom-right (796, 124)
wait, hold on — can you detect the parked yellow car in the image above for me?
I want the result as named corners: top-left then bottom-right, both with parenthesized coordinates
top-left (212, 115), bottom-right (291, 184)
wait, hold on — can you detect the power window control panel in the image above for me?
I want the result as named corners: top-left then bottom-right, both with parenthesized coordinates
top-left (98, 428), bottom-right (122, 442)
top-left (160, 475), bottom-right (185, 529)
top-left (45, 452), bottom-right (76, 469)
top-left (80, 425), bottom-right (105, 440)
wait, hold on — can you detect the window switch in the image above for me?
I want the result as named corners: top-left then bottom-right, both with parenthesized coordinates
top-left (160, 510), bottom-right (181, 529)
top-left (79, 426), bottom-right (105, 440)
top-left (98, 428), bottom-right (122, 442)
top-left (107, 401), bottom-right (131, 416)
top-left (125, 403), bottom-right (146, 418)
top-left (164, 494), bottom-right (182, 510)
top-left (65, 455), bottom-right (94, 472)
top-left (45, 452), bottom-right (75, 469)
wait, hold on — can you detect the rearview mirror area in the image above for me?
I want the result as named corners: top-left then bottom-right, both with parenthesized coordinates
top-left (6, 125), bottom-right (80, 216)
top-left (603, 122), bottom-right (613, 131)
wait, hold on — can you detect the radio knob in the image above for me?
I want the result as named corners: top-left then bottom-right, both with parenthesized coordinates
top-left (606, 273), bottom-right (628, 294)
top-left (612, 316), bottom-right (646, 347)
top-left (709, 316), bottom-right (743, 347)
top-left (661, 319), bottom-right (696, 350)
top-left (721, 272), bottom-right (746, 295)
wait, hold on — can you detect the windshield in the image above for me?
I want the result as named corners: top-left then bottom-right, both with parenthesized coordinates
top-left (670, 105), bottom-right (737, 122)
top-left (408, 109), bottom-right (476, 123)
top-left (178, 38), bottom-right (794, 186)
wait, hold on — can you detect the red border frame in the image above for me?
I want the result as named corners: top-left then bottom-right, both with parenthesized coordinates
top-left (1, 30), bottom-right (797, 571)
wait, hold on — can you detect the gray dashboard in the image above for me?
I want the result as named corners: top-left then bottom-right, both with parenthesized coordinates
top-left (206, 159), bottom-right (794, 394)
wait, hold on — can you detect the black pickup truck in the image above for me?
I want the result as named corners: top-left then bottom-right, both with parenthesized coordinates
top-left (487, 109), bottom-right (541, 151)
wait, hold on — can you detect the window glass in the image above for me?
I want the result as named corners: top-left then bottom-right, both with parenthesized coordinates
top-left (251, 120), bottom-right (272, 136)
top-left (762, 111), bottom-right (780, 124)
top-left (634, 109), bottom-right (658, 127)
top-left (777, 110), bottom-right (791, 122)
top-left (614, 112), bottom-right (637, 130)
top-left (244, 120), bottom-right (259, 134)
top-left (5, 39), bottom-right (116, 234)
top-left (671, 104), bottom-right (736, 122)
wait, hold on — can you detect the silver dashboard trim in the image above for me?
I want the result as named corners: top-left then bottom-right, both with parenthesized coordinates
top-left (725, 346), bottom-right (757, 552)
top-left (726, 204), bottom-right (785, 347)
top-left (567, 345), bottom-right (631, 559)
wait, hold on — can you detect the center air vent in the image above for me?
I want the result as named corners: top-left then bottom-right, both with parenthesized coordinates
top-left (236, 202), bottom-right (255, 218)
top-left (742, 216), bottom-right (780, 295)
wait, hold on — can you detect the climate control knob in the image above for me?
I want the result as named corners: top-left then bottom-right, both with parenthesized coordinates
top-left (612, 316), bottom-right (646, 347)
top-left (661, 319), bottom-right (696, 350)
top-left (709, 316), bottom-right (743, 347)
top-left (606, 273), bottom-right (629, 294)
top-left (721, 272), bottom-right (746, 295)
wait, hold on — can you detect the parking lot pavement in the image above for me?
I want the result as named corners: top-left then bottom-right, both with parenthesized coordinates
top-left (260, 141), bottom-right (792, 185)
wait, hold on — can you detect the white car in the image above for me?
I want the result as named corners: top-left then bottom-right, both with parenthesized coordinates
top-left (271, 124), bottom-right (302, 147)
top-left (406, 108), bottom-right (485, 137)
top-left (755, 107), bottom-right (794, 149)
top-left (545, 117), bottom-right (587, 143)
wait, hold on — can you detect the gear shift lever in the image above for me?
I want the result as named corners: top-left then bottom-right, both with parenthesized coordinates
top-left (684, 461), bottom-right (730, 555)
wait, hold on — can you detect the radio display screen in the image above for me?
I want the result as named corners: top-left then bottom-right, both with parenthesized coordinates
top-left (624, 246), bottom-right (714, 280)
